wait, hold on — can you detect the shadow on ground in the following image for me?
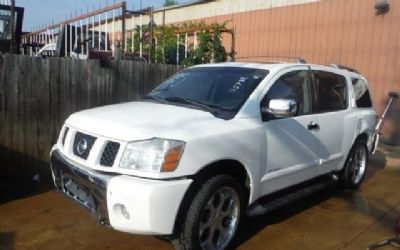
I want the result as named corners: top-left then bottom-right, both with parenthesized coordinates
top-left (0, 232), bottom-right (15, 250)
top-left (231, 186), bottom-right (340, 249)
top-left (380, 144), bottom-right (400, 160)
top-left (230, 150), bottom-right (389, 249)
top-left (365, 150), bottom-right (387, 181)
top-left (0, 146), bottom-right (53, 205)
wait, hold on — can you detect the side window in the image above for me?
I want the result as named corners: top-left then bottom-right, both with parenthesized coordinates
top-left (352, 78), bottom-right (372, 108)
top-left (261, 70), bottom-right (312, 120)
top-left (314, 71), bottom-right (347, 112)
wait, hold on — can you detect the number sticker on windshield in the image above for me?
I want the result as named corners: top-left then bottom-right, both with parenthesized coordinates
top-left (228, 77), bottom-right (249, 93)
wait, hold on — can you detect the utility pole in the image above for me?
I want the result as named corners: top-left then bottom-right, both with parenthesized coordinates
top-left (148, 7), bottom-right (153, 63)
top-left (10, 0), bottom-right (16, 53)
top-left (121, 1), bottom-right (126, 53)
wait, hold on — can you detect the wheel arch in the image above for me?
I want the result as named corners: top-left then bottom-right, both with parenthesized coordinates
top-left (172, 159), bottom-right (252, 235)
top-left (355, 132), bottom-right (369, 144)
top-left (347, 132), bottom-right (369, 162)
top-left (340, 132), bottom-right (370, 189)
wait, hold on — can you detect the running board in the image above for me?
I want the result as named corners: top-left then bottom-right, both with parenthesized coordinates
top-left (247, 174), bottom-right (339, 217)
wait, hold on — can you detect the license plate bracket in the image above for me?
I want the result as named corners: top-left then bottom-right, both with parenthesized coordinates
top-left (61, 172), bottom-right (97, 212)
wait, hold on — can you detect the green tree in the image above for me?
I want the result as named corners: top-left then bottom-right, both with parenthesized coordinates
top-left (182, 23), bottom-right (228, 66)
top-left (126, 21), bottom-right (228, 66)
top-left (163, 0), bottom-right (178, 7)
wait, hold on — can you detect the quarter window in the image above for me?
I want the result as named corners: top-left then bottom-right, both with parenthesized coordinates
top-left (352, 78), bottom-right (372, 108)
top-left (262, 70), bottom-right (312, 120)
top-left (314, 71), bottom-right (347, 112)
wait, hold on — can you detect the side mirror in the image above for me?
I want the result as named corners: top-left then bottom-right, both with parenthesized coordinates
top-left (262, 99), bottom-right (298, 118)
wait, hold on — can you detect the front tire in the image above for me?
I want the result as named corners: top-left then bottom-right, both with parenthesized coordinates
top-left (341, 139), bottom-right (369, 189)
top-left (173, 175), bottom-right (244, 250)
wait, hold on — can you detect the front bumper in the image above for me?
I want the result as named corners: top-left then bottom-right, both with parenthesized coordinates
top-left (50, 150), bottom-right (192, 235)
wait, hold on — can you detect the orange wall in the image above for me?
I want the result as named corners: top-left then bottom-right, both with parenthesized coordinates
top-left (196, 0), bottom-right (400, 144)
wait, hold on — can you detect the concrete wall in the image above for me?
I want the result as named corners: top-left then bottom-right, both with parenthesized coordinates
top-left (100, 0), bottom-right (320, 32)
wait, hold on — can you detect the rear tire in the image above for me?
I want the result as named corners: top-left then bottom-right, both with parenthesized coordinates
top-left (341, 139), bottom-right (369, 189)
top-left (172, 175), bottom-right (244, 250)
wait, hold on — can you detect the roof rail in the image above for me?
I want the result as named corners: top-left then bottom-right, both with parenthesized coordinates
top-left (330, 64), bottom-right (360, 73)
top-left (235, 55), bottom-right (306, 64)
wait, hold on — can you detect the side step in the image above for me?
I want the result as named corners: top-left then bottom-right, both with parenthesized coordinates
top-left (247, 174), bottom-right (339, 217)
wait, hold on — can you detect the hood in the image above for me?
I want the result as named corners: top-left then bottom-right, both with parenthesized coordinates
top-left (65, 101), bottom-right (221, 141)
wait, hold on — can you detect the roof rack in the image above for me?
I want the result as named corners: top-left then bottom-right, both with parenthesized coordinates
top-left (330, 64), bottom-right (360, 73)
top-left (235, 55), bottom-right (307, 64)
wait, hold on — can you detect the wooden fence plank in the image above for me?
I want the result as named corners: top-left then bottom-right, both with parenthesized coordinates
top-left (0, 55), bottom-right (181, 162)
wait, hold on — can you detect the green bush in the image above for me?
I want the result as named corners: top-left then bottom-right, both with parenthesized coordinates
top-left (126, 21), bottom-right (228, 65)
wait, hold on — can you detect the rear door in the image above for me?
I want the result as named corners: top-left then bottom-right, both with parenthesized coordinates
top-left (311, 68), bottom-right (349, 171)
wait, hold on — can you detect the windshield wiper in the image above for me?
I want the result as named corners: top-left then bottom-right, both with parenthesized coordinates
top-left (164, 97), bottom-right (219, 116)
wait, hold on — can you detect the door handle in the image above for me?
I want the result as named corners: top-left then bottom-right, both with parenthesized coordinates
top-left (307, 122), bottom-right (320, 131)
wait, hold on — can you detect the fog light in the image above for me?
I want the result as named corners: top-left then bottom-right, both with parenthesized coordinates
top-left (114, 204), bottom-right (130, 220)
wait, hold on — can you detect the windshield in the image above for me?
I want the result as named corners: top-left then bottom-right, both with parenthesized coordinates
top-left (147, 67), bottom-right (269, 119)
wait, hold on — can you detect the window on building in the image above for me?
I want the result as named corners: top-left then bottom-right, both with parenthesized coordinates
top-left (0, 9), bottom-right (18, 40)
top-left (314, 71), bottom-right (347, 112)
top-left (0, 10), bottom-right (11, 40)
top-left (352, 78), bottom-right (372, 108)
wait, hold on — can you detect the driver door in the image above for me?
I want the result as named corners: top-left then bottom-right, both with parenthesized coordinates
top-left (260, 66), bottom-right (329, 195)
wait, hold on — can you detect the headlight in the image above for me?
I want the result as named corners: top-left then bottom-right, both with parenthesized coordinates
top-left (119, 138), bottom-right (185, 173)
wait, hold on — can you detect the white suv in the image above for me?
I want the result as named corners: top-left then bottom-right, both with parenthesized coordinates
top-left (50, 62), bottom-right (377, 250)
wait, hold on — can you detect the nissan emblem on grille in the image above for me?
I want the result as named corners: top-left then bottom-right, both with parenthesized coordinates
top-left (76, 138), bottom-right (88, 156)
top-left (73, 132), bottom-right (97, 160)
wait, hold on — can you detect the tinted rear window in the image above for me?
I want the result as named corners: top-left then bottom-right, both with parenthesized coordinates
top-left (314, 71), bottom-right (348, 112)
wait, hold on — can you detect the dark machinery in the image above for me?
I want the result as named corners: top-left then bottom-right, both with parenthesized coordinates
top-left (0, 2), bottom-right (24, 54)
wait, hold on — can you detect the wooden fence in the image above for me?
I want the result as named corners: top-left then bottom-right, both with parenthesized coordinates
top-left (0, 54), bottom-right (181, 162)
